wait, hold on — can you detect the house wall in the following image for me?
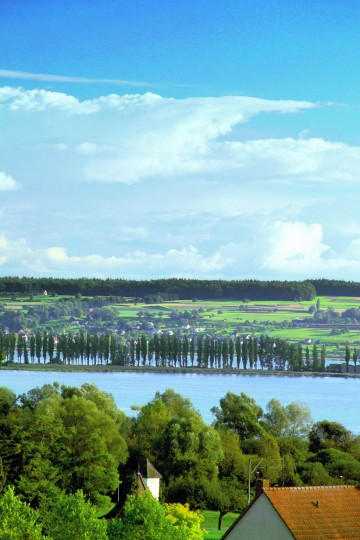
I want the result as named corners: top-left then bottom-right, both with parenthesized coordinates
top-left (225, 494), bottom-right (295, 540)
top-left (144, 478), bottom-right (160, 500)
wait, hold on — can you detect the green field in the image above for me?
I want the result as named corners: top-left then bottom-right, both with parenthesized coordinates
top-left (201, 510), bottom-right (239, 539)
top-left (1, 294), bottom-right (360, 361)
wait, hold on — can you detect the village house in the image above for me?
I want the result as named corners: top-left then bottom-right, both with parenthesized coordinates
top-left (222, 484), bottom-right (360, 540)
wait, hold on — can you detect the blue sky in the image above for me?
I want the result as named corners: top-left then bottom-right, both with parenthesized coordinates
top-left (1, 0), bottom-right (360, 279)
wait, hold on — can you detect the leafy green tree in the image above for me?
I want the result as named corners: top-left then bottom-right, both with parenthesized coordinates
top-left (264, 399), bottom-right (312, 439)
top-left (140, 334), bottom-right (148, 366)
top-left (309, 421), bottom-right (352, 453)
top-left (312, 344), bottom-right (321, 371)
top-left (0, 486), bottom-right (46, 539)
top-left (256, 432), bottom-right (282, 483)
top-left (43, 490), bottom-right (108, 540)
top-left (205, 477), bottom-right (247, 530)
top-left (278, 436), bottom-right (309, 464)
top-left (320, 345), bottom-right (326, 371)
top-left (17, 383), bottom-right (128, 507)
top-left (16, 334), bottom-right (24, 363)
top-left (277, 453), bottom-right (302, 487)
top-left (241, 340), bottom-right (248, 369)
top-left (309, 448), bottom-right (360, 483)
top-left (217, 428), bottom-right (247, 481)
top-left (42, 332), bottom-right (48, 363)
top-left (164, 501), bottom-right (204, 540)
top-left (211, 392), bottom-right (263, 439)
top-left (48, 333), bottom-right (55, 362)
top-left (298, 461), bottom-right (335, 486)
top-left (107, 490), bottom-right (192, 540)
top-left (35, 331), bottom-right (42, 364)
top-left (353, 348), bottom-right (358, 373)
top-left (157, 415), bottom-right (222, 480)
top-left (345, 344), bottom-right (351, 373)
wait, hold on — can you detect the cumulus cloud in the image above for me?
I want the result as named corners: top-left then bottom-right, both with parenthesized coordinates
top-left (0, 230), bottom-right (231, 276)
top-left (0, 171), bottom-right (18, 190)
top-left (0, 87), bottom-right (315, 184)
top-left (263, 221), bottom-right (330, 274)
top-left (45, 245), bottom-right (230, 274)
top-left (3, 218), bottom-right (360, 279)
top-left (3, 86), bottom-right (360, 280)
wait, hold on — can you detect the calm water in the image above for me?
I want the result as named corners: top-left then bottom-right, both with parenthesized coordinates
top-left (1, 370), bottom-right (359, 433)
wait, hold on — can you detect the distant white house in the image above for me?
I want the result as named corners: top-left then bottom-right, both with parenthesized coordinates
top-left (144, 459), bottom-right (162, 500)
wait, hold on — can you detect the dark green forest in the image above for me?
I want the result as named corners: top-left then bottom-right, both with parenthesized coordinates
top-left (1, 383), bottom-right (360, 538)
top-left (2, 276), bottom-right (360, 300)
top-left (0, 276), bottom-right (317, 300)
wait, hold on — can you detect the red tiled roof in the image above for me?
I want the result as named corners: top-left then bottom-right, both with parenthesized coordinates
top-left (263, 485), bottom-right (360, 540)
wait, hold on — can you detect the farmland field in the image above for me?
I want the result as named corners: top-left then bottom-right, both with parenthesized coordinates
top-left (1, 294), bottom-right (360, 361)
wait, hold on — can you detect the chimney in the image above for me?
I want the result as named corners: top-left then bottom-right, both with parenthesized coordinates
top-left (255, 479), bottom-right (270, 497)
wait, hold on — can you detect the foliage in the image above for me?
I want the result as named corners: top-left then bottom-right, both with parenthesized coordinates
top-left (309, 449), bottom-right (360, 482)
top-left (15, 383), bottom-right (128, 507)
top-left (107, 490), bottom-right (197, 540)
top-left (164, 502), bottom-right (204, 540)
top-left (309, 421), bottom-right (352, 453)
top-left (264, 399), bottom-right (312, 439)
top-left (0, 276), bottom-right (316, 300)
top-left (211, 391), bottom-right (263, 439)
top-left (204, 478), bottom-right (247, 530)
top-left (217, 428), bottom-right (247, 481)
top-left (130, 389), bottom-right (223, 485)
top-left (43, 490), bottom-right (108, 540)
top-left (0, 486), bottom-right (46, 539)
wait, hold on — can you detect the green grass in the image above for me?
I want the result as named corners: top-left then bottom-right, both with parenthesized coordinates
top-left (204, 530), bottom-right (226, 540)
top-left (201, 510), bottom-right (239, 539)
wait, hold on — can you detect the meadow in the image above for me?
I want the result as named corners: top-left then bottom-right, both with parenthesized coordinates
top-left (202, 510), bottom-right (239, 539)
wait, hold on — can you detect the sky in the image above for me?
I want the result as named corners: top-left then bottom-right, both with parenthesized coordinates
top-left (1, 0), bottom-right (360, 280)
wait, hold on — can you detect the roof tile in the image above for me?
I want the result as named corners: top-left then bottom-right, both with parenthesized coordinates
top-left (263, 485), bottom-right (360, 540)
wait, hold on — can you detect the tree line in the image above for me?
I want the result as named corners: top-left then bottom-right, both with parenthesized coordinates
top-left (0, 276), bottom-right (316, 300)
top-left (0, 330), bottom-right (335, 372)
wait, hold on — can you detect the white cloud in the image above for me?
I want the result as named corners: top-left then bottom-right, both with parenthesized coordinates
top-left (0, 69), bottom-right (156, 87)
top-left (3, 218), bottom-right (360, 280)
top-left (0, 171), bottom-right (18, 190)
top-left (0, 87), bottom-right (315, 185)
top-left (45, 245), bottom-right (230, 274)
top-left (3, 86), bottom-right (360, 280)
top-left (219, 137), bottom-right (360, 183)
top-left (264, 221), bottom-right (330, 274)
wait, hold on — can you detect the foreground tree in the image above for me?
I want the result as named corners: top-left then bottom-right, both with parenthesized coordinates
top-left (0, 486), bottom-right (46, 540)
top-left (107, 490), bottom-right (202, 540)
top-left (17, 383), bottom-right (128, 507)
top-left (43, 490), bottom-right (108, 540)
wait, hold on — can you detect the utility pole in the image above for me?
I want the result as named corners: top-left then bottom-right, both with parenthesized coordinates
top-left (247, 458), bottom-right (263, 505)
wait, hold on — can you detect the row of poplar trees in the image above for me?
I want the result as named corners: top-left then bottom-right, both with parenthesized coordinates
top-left (0, 330), bottom-right (328, 372)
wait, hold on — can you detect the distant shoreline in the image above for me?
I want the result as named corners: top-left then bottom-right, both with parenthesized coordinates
top-left (1, 363), bottom-right (359, 378)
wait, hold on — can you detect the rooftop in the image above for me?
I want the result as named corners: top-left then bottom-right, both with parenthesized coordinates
top-left (263, 485), bottom-right (360, 540)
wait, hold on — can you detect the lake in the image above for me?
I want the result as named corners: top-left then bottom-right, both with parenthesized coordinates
top-left (1, 370), bottom-right (359, 433)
